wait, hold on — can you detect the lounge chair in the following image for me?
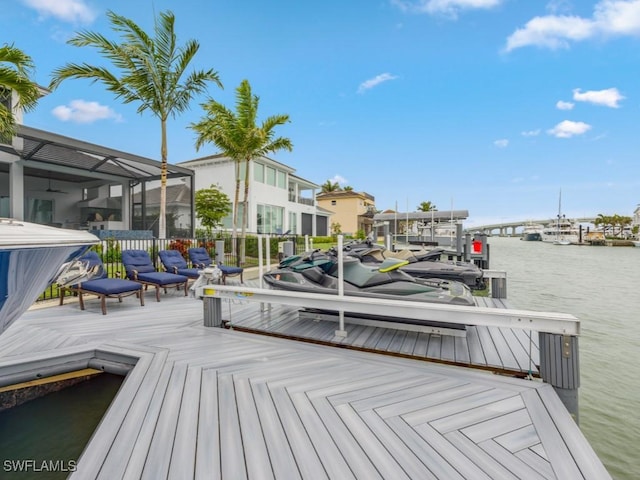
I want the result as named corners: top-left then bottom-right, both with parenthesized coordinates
top-left (188, 247), bottom-right (243, 284)
top-left (158, 249), bottom-right (200, 279)
top-left (121, 249), bottom-right (189, 301)
top-left (59, 251), bottom-right (144, 315)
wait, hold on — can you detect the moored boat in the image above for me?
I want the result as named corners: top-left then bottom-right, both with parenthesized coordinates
top-left (521, 223), bottom-right (544, 241)
top-left (0, 218), bottom-right (99, 334)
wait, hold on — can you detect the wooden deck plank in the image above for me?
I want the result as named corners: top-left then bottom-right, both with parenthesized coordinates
top-left (376, 382), bottom-right (490, 419)
top-left (445, 430), bottom-right (521, 480)
top-left (429, 395), bottom-right (525, 434)
top-left (195, 368), bottom-right (221, 480)
top-left (218, 373), bottom-right (248, 480)
top-left (403, 388), bottom-right (517, 426)
top-left (333, 402), bottom-right (412, 480)
top-left (515, 449), bottom-right (555, 480)
top-left (413, 422), bottom-right (494, 480)
top-left (289, 390), bottom-right (357, 480)
top-left (311, 396), bottom-right (385, 479)
top-left (460, 408), bottom-right (532, 443)
top-left (168, 366), bottom-right (202, 479)
top-left (479, 439), bottom-right (550, 480)
top-left (269, 387), bottom-right (329, 480)
top-left (474, 326), bottom-right (503, 368)
top-left (97, 350), bottom-right (172, 480)
top-left (140, 363), bottom-right (188, 479)
top-left (527, 387), bottom-right (611, 480)
top-left (357, 409), bottom-right (439, 480)
top-left (385, 416), bottom-right (466, 480)
top-left (235, 377), bottom-right (275, 480)
top-left (251, 381), bottom-right (303, 480)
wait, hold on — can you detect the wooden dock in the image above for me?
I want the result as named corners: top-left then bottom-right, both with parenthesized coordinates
top-left (0, 289), bottom-right (610, 479)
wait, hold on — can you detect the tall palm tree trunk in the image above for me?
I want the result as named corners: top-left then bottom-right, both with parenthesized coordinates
top-left (231, 160), bottom-right (241, 256)
top-left (240, 157), bottom-right (251, 263)
top-left (159, 119), bottom-right (168, 239)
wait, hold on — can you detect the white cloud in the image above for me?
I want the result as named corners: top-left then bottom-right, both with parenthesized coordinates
top-left (22, 0), bottom-right (97, 24)
top-left (391, 0), bottom-right (503, 18)
top-left (556, 100), bottom-right (574, 110)
top-left (330, 174), bottom-right (348, 185)
top-left (573, 87), bottom-right (624, 107)
top-left (357, 73), bottom-right (398, 94)
top-left (547, 120), bottom-right (592, 138)
top-left (52, 100), bottom-right (123, 124)
top-left (494, 139), bottom-right (509, 148)
top-left (521, 129), bottom-right (541, 136)
top-left (504, 0), bottom-right (640, 52)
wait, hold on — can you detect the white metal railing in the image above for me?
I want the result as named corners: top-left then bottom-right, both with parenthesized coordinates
top-left (196, 285), bottom-right (579, 336)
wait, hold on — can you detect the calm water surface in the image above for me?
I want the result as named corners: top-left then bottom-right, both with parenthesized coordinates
top-left (489, 237), bottom-right (640, 480)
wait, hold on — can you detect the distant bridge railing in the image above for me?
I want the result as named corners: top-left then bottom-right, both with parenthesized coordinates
top-left (469, 217), bottom-right (596, 234)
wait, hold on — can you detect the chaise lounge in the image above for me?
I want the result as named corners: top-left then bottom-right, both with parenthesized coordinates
top-left (121, 249), bottom-right (189, 301)
top-left (59, 251), bottom-right (144, 315)
top-left (158, 249), bottom-right (200, 279)
top-left (188, 247), bottom-right (243, 284)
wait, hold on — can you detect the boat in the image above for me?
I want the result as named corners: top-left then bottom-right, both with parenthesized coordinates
top-left (542, 190), bottom-right (579, 244)
top-left (344, 239), bottom-right (484, 290)
top-left (520, 222), bottom-right (544, 241)
top-left (0, 218), bottom-right (99, 334)
top-left (263, 249), bottom-right (475, 307)
top-left (633, 240), bottom-right (640, 247)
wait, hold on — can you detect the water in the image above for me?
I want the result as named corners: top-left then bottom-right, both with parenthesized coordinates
top-left (0, 373), bottom-right (123, 479)
top-left (488, 237), bottom-right (640, 480)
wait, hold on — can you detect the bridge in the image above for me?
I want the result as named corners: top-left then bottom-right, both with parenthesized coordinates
top-left (469, 217), bottom-right (596, 236)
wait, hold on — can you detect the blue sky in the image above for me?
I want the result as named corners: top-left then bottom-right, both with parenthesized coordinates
top-left (4, 0), bottom-right (640, 226)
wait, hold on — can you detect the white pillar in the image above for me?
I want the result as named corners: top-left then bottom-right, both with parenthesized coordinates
top-left (121, 181), bottom-right (130, 229)
top-left (9, 161), bottom-right (24, 220)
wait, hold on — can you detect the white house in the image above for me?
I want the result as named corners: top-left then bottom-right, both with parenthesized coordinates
top-left (177, 154), bottom-right (329, 236)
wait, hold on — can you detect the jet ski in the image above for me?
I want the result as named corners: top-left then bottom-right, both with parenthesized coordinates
top-left (344, 240), bottom-right (484, 290)
top-left (263, 249), bottom-right (474, 307)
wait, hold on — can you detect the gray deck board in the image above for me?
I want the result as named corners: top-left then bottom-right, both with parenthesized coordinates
top-left (0, 294), bottom-right (608, 479)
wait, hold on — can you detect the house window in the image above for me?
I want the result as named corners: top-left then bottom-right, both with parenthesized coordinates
top-left (254, 162), bottom-right (264, 182)
top-left (266, 166), bottom-right (276, 186)
top-left (256, 204), bottom-right (284, 234)
top-left (289, 211), bottom-right (297, 234)
top-left (277, 171), bottom-right (286, 189)
top-left (26, 198), bottom-right (54, 224)
top-left (331, 200), bottom-right (336, 206)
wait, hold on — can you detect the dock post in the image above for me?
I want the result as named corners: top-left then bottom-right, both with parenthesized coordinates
top-left (203, 296), bottom-right (223, 327)
top-left (539, 332), bottom-right (580, 423)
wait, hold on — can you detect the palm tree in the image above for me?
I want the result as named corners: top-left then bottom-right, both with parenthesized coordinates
top-left (191, 79), bottom-right (292, 258)
top-left (417, 201), bottom-right (437, 212)
top-left (320, 180), bottom-right (340, 193)
top-left (49, 10), bottom-right (222, 239)
top-left (0, 44), bottom-right (40, 140)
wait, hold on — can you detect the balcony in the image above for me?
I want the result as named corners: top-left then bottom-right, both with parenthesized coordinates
top-left (288, 194), bottom-right (315, 206)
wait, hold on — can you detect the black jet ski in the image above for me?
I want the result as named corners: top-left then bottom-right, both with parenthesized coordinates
top-left (263, 249), bottom-right (474, 307)
top-left (344, 240), bottom-right (484, 290)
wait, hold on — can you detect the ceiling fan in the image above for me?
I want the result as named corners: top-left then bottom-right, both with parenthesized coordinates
top-left (44, 178), bottom-right (68, 194)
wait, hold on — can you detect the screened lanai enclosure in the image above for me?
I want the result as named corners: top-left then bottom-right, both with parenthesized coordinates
top-left (0, 125), bottom-right (195, 238)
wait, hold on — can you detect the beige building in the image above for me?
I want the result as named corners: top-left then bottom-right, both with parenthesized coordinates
top-left (316, 190), bottom-right (376, 236)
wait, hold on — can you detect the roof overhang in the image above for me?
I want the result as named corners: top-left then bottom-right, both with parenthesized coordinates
top-left (14, 125), bottom-right (194, 183)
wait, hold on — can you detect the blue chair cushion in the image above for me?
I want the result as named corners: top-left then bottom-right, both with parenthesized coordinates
top-left (159, 250), bottom-right (188, 271)
top-left (122, 250), bottom-right (158, 277)
top-left (188, 247), bottom-right (212, 268)
top-left (136, 271), bottom-right (188, 286)
top-left (219, 265), bottom-right (243, 275)
top-left (79, 278), bottom-right (142, 295)
top-left (77, 251), bottom-right (108, 280)
top-left (176, 267), bottom-right (201, 279)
